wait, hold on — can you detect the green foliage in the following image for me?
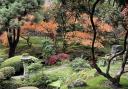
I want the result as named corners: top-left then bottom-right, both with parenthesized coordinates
top-left (24, 72), bottom-right (52, 86)
top-left (0, 72), bottom-right (4, 81)
top-left (0, 67), bottom-right (15, 79)
top-left (27, 62), bottom-right (42, 73)
top-left (48, 80), bottom-right (62, 88)
top-left (0, 0), bottom-right (42, 30)
top-left (0, 55), bottom-right (39, 73)
top-left (70, 57), bottom-right (90, 71)
top-left (0, 56), bottom-right (22, 73)
top-left (41, 37), bottom-right (55, 59)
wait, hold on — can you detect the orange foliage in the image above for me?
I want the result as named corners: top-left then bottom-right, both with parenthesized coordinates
top-left (65, 13), bottom-right (113, 48)
top-left (0, 32), bottom-right (8, 46)
top-left (81, 13), bottom-right (113, 32)
top-left (65, 31), bottom-right (103, 48)
top-left (0, 12), bottom-right (112, 48)
top-left (21, 20), bottom-right (58, 35)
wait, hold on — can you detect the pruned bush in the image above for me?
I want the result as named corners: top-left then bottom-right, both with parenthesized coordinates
top-left (0, 72), bottom-right (4, 81)
top-left (27, 62), bottom-right (42, 73)
top-left (0, 56), bottom-right (39, 73)
top-left (0, 67), bottom-right (15, 79)
top-left (48, 53), bottom-right (70, 65)
top-left (70, 57), bottom-right (90, 71)
top-left (24, 72), bottom-right (50, 87)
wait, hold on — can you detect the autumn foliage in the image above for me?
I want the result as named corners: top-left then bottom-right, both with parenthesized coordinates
top-left (0, 32), bottom-right (8, 46)
top-left (0, 13), bottom-right (113, 48)
top-left (65, 13), bottom-right (113, 48)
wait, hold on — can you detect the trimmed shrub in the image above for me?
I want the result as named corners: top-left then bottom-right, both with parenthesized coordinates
top-left (0, 72), bottom-right (4, 80)
top-left (27, 62), bottom-right (42, 73)
top-left (0, 67), bottom-right (15, 79)
top-left (57, 53), bottom-right (70, 61)
top-left (24, 72), bottom-right (50, 87)
top-left (48, 53), bottom-right (70, 65)
top-left (70, 57), bottom-right (90, 71)
top-left (0, 56), bottom-right (39, 73)
top-left (48, 55), bottom-right (58, 65)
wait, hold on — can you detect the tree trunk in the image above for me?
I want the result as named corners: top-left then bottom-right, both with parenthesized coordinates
top-left (7, 28), bottom-right (20, 58)
top-left (9, 45), bottom-right (16, 58)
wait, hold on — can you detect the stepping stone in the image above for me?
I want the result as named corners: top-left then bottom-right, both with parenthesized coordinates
top-left (17, 86), bottom-right (39, 89)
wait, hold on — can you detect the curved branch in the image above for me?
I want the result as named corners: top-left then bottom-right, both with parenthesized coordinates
top-left (90, 0), bottom-right (100, 61)
top-left (106, 25), bottom-right (128, 74)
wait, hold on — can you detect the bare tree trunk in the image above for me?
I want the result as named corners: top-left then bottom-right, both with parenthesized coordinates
top-left (7, 28), bottom-right (20, 58)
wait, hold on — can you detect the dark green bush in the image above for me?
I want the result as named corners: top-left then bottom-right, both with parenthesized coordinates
top-left (0, 56), bottom-right (39, 73)
top-left (70, 57), bottom-right (90, 71)
top-left (0, 67), bottom-right (15, 79)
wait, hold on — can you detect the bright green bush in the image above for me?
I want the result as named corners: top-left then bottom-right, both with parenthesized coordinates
top-left (25, 72), bottom-right (50, 86)
top-left (0, 56), bottom-right (39, 73)
top-left (27, 62), bottom-right (42, 73)
top-left (70, 57), bottom-right (90, 71)
top-left (0, 67), bottom-right (15, 79)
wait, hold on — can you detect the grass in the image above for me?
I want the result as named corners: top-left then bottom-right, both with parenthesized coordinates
top-left (43, 62), bottom-right (128, 89)
top-left (44, 64), bottom-right (73, 79)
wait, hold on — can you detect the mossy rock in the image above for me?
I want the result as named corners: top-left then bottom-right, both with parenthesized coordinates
top-left (0, 56), bottom-right (39, 73)
top-left (17, 86), bottom-right (39, 89)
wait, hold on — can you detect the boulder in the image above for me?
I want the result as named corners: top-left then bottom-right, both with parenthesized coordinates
top-left (68, 79), bottom-right (87, 88)
top-left (111, 45), bottom-right (123, 54)
top-left (17, 86), bottom-right (39, 89)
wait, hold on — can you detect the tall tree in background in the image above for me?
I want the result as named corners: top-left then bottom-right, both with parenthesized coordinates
top-left (0, 0), bottom-right (42, 57)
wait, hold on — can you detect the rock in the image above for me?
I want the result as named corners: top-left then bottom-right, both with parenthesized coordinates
top-left (111, 45), bottom-right (123, 63)
top-left (17, 86), bottom-right (39, 89)
top-left (68, 79), bottom-right (87, 88)
top-left (111, 45), bottom-right (123, 54)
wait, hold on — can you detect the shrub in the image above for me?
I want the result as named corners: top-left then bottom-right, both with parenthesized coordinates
top-left (41, 37), bottom-right (55, 59)
top-left (27, 62), bottom-right (42, 73)
top-left (70, 57), bottom-right (90, 71)
top-left (0, 72), bottom-right (4, 81)
top-left (57, 53), bottom-right (70, 61)
top-left (0, 67), bottom-right (15, 79)
top-left (48, 53), bottom-right (70, 65)
top-left (0, 56), bottom-right (39, 73)
top-left (48, 55), bottom-right (58, 65)
top-left (24, 72), bottom-right (51, 87)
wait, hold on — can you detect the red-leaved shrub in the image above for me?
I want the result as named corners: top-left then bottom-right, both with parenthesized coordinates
top-left (57, 53), bottom-right (70, 61)
top-left (48, 53), bottom-right (70, 65)
top-left (48, 55), bottom-right (58, 65)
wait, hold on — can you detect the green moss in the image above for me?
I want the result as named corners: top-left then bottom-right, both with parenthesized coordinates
top-left (0, 56), bottom-right (39, 73)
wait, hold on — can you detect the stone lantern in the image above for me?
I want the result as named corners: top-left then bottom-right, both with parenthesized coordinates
top-left (21, 53), bottom-right (31, 78)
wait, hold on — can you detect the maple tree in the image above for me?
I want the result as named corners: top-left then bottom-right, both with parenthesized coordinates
top-left (65, 13), bottom-right (113, 48)
top-left (58, 0), bottom-right (128, 87)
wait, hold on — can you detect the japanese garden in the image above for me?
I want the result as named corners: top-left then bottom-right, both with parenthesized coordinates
top-left (0, 0), bottom-right (128, 89)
